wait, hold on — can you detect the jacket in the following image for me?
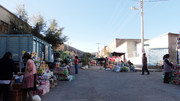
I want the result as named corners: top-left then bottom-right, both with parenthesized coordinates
top-left (163, 58), bottom-right (173, 72)
top-left (0, 58), bottom-right (16, 80)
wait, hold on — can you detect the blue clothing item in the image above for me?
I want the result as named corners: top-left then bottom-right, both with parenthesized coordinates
top-left (75, 64), bottom-right (78, 74)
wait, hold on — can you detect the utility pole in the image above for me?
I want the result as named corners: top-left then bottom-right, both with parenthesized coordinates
top-left (131, 0), bottom-right (144, 55)
top-left (132, 0), bottom-right (167, 54)
top-left (140, 0), bottom-right (144, 54)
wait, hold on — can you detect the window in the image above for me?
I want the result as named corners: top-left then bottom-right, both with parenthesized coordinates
top-left (0, 21), bottom-right (8, 33)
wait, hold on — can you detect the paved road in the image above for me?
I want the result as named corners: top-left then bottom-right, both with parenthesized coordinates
top-left (41, 66), bottom-right (180, 101)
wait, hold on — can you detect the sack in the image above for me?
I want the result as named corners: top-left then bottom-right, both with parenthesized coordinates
top-left (32, 95), bottom-right (41, 101)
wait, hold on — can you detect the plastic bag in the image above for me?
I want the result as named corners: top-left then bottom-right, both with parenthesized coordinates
top-left (32, 95), bottom-right (41, 101)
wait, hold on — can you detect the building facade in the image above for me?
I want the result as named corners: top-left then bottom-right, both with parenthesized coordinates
top-left (100, 32), bottom-right (179, 66)
top-left (0, 5), bottom-right (31, 34)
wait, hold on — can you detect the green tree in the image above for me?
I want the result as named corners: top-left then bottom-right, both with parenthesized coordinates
top-left (45, 19), bottom-right (68, 49)
top-left (9, 18), bottom-right (31, 34)
top-left (82, 52), bottom-right (91, 66)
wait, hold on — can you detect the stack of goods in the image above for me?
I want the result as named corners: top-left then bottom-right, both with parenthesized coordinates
top-left (35, 76), bottom-right (50, 95)
top-left (54, 68), bottom-right (69, 81)
top-left (172, 67), bottom-right (180, 84)
top-left (54, 65), bottom-right (74, 81)
top-left (37, 62), bottom-right (49, 74)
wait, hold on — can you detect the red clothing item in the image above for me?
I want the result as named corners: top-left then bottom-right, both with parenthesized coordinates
top-left (74, 59), bottom-right (79, 64)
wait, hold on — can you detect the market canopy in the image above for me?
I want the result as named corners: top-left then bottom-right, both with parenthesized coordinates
top-left (111, 52), bottom-right (125, 57)
top-left (94, 57), bottom-right (106, 61)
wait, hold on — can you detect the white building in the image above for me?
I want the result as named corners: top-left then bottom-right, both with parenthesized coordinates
top-left (102, 32), bottom-right (179, 66)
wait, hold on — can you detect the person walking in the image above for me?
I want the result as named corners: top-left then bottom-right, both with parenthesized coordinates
top-left (74, 56), bottom-right (79, 74)
top-left (0, 52), bottom-right (17, 101)
top-left (104, 57), bottom-right (108, 69)
top-left (22, 53), bottom-right (37, 101)
top-left (163, 54), bottom-right (173, 83)
top-left (142, 53), bottom-right (150, 75)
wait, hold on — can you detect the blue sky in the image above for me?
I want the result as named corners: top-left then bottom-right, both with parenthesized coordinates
top-left (1, 0), bottom-right (180, 52)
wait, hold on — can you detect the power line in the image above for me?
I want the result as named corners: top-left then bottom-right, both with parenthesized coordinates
top-left (110, 1), bottom-right (138, 38)
top-left (132, 0), bottom-right (168, 2)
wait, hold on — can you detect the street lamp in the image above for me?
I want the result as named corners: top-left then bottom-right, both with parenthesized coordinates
top-left (131, 0), bottom-right (145, 55)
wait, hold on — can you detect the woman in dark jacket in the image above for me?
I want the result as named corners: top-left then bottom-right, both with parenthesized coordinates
top-left (0, 52), bottom-right (16, 101)
top-left (163, 54), bottom-right (173, 83)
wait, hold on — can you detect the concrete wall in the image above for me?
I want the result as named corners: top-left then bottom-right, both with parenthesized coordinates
top-left (168, 33), bottom-right (179, 65)
top-left (135, 33), bottom-right (179, 66)
top-left (115, 42), bottom-right (127, 58)
top-left (127, 41), bottom-right (137, 58)
top-left (116, 42), bottom-right (127, 53)
top-left (0, 6), bottom-right (11, 24)
top-left (107, 39), bottom-right (116, 53)
top-left (146, 34), bottom-right (168, 49)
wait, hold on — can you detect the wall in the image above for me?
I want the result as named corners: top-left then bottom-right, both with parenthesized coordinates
top-left (0, 6), bottom-right (11, 24)
top-left (115, 42), bottom-right (127, 58)
top-left (108, 39), bottom-right (117, 53)
top-left (168, 33), bottom-right (179, 64)
top-left (146, 34), bottom-right (168, 49)
top-left (127, 41), bottom-right (137, 58)
top-left (135, 33), bottom-right (179, 66)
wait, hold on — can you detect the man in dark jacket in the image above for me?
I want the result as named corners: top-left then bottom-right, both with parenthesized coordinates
top-left (0, 52), bottom-right (16, 101)
top-left (142, 53), bottom-right (150, 75)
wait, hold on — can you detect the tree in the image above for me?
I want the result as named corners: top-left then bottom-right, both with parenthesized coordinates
top-left (9, 18), bottom-right (31, 34)
top-left (31, 13), bottom-right (46, 40)
top-left (9, 4), bottom-right (31, 34)
top-left (16, 4), bottom-right (28, 23)
top-left (82, 52), bottom-right (91, 66)
top-left (45, 19), bottom-right (68, 49)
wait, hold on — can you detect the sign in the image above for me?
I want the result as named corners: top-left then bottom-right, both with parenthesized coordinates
top-left (144, 44), bottom-right (149, 46)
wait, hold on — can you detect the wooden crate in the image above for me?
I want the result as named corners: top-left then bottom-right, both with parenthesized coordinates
top-left (10, 89), bottom-right (23, 101)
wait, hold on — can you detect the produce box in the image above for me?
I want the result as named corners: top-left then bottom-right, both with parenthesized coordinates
top-left (10, 89), bottom-right (23, 101)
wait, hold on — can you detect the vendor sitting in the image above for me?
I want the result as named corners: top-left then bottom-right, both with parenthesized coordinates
top-left (112, 62), bottom-right (122, 72)
top-left (127, 60), bottom-right (135, 72)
